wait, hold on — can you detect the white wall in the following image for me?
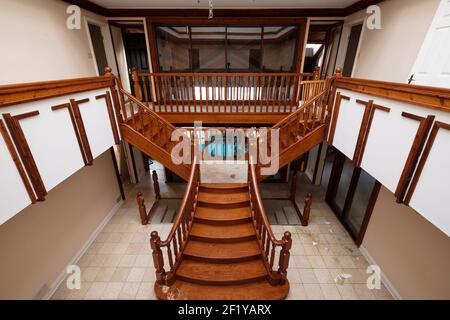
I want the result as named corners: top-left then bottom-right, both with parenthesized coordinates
top-left (335, 0), bottom-right (440, 82)
top-left (0, 0), bottom-right (113, 84)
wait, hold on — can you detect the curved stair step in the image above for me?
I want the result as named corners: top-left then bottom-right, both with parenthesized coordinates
top-left (197, 191), bottom-right (249, 206)
top-left (190, 222), bottom-right (256, 242)
top-left (183, 240), bottom-right (261, 263)
top-left (176, 259), bottom-right (267, 285)
top-left (195, 207), bottom-right (252, 225)
top-left (155, 280), bottom-right (289, 300)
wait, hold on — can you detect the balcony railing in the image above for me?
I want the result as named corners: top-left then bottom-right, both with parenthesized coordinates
top-left (131, 70), bottom-right (324, 114)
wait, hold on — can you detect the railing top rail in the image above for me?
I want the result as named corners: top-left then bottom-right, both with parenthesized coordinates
top-left (134, 72), bottom-right (314, 77)
top-left (160, 156), bottom-right (198, 247)
top-left (119, 87), bottom-right (176, 131)
top-left (249, 156), bottom-right (284, 246)
top-left (272, 88), bottom-right (328, 128)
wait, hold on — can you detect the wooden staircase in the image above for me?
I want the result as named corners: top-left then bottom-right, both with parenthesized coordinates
top-left (154, 183), bottom-right (290, 300)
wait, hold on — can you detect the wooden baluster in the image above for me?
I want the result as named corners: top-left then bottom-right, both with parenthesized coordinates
top-left (277, 75), bottom-right (283, 112)
top-left (259, 75), bottom-right (264, 113)
top-left (283, 75), bottom-right (290, 113)
top-left (142, 75), bottom-right (149, 108)
top-left (150, 231), bottom-right (166, 284)
top-left (204, 75), bottom-right (209, 112)
top-left (270, 243), bottom-right (276, 268)
top-left (167, 76), bottom-right (173, 112)
top-left (173, 232), bottom-right (179, 258)
top-left (289, 75), bottom-right (295, 112)
top-left (185, 76), bottom-right (191, 112)
top-left (266, 75), bottom-right (271, 112)
top-left (172, 76), bottom-right (179, 112)
top-left (179, 77), bottom-right (185, 112)
top-left (265, 233), bottom-right (270, 259)
top-left (278, 231), bottom-right (292, 284)
top-left (166, 243), bottom-right (174, 270)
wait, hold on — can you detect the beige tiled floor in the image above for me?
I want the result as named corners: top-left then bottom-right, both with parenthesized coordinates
top-left (51, 168), bottom-right (393, 300)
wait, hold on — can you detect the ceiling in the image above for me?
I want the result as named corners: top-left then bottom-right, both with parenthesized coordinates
top-left (89, 0), bottom-right (360, 9)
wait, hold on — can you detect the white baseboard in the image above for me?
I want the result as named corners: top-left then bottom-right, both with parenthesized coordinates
top-left (359, 245), bottom-right (403, 300)
top-left (44, 199), bottom-right (124, 300)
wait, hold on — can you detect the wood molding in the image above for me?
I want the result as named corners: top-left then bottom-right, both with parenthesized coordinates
top-left (64, 0), bottom-right (383, 17)
top-left (327, 92), bottom-right (350, 145)
top-left (404, 121), bottom-right (450, 205)
top-left (353, 99), bottom-right (390, 167)
top-left (2, 112), bottom-right (47, 201)
top-left (334, 77), bottom-right (450, 112)
top-left (96, 92), bottom-right (120, 144)
top-left (395, 113), bottom-right (435, 203)
top-left (70, 98), bottom-right (94, 165)
top-left (0, 119), bottom-right (36, 203)
top-left (51, 102), bottom-right (88, 166)
top-left (0, 76), bottom-right (113, 107)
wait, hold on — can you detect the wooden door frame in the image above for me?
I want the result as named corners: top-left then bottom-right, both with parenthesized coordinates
top-left (145, 17), bottom-right (308, 74)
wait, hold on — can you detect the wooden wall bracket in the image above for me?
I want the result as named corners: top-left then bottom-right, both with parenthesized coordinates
top-left (69, 98), bottom-right (94, 165)
top-left (404, 121), bottom-right (450, 205)
top-left (395, 112), bottom-right (435, 203)
top-left (96, 92), bottom-right (121, 144)
top-left (327, 92), bottom-right (350, 145)
top-left (0, 119), bottom-right (37, 203)
top-left (2, 111), bottom-right (47, 201)
top-left (353, 99), bottom-right (390, 167)
top-left (51, 102), bottom-right (89, 165)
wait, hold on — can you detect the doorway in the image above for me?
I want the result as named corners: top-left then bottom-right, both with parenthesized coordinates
top-left (323, 147), bottom-right (380, 245)
top-left (342, 23), bottom-right (363, 77)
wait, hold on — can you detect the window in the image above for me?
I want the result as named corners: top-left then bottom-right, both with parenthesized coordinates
top-left (155, 26), bottom-right (190, 71)
top-left (153, 25), bottom-right (300, 72)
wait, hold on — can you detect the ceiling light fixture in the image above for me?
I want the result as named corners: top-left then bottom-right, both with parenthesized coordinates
top-left (208, 0), bottom-right (214, 19)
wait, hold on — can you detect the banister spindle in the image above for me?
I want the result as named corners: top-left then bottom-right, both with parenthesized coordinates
top-left (136, 192), bottom-right (148, 225)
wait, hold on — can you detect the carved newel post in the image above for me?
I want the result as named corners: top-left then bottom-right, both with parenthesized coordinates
top-left (302, 192), bottom-right (313, 226)
top-left (152, 170), bottom-right (161, 200)
top-left (278, 231), bottom-right (292, 284)
top-left (150, 231), bottom-right (166, 284)
top-left (136, 192), bottom-right (148, 225)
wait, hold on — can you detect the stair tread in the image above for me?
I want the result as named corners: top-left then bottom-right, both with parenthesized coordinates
top-left (283, 207), bottom-right (301, 225)
top-left (155, 279), bottom-right (289, 300)
top-left (195, 207), bottom-right (252, 222)
top-left (190, 222), bottom-right (256, 240)
top-left (177, 259), bottom-right (267, 284)
top-left (184, 240), bottom-right (261, 260)
top-left (198, 191), bottom-right (249, 205)
top-left (201, 183), bottom-right (248, 189)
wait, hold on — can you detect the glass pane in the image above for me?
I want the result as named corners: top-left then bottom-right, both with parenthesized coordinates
top-left (321, 148), bottom-right (335, 188)
top-left (333, 158), bottom-right (354, 212)
top-left (344, 170), bottom-right (376, 235)
top-left (227, 27), bottom-right (262, 71)
top-left (191, 26), bottom-right (226, 71)
top-left (155, 26), bottom-right (190, 71)
top-left (263, 26), bottom-right (298, 72)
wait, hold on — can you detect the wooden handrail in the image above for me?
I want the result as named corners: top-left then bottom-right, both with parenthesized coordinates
top-left (248, 154), bottom-right (292, 285)
top-left (150, 156), bottom-right (200, 286)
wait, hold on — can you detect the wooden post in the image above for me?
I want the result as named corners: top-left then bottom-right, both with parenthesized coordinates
top-left (278, 231), bottom-right (292, 284)
top-left (313, 66), bottom-right (321, 80)
top-left (132, 67), bottom-right (142, 101)
top-left (152, 170), bottom-right (161, 200)
top-left (150, 231), bottom-right (166, 284)
top-left (136, 192), bottom-right (148, 225)
top-left (302, 192), bottom-right (313, 226)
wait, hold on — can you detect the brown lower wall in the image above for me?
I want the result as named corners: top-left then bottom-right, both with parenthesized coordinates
top-left (0, 151), bottom-right (121, 299)
top-left (362, 186), bottom-right (450, 299)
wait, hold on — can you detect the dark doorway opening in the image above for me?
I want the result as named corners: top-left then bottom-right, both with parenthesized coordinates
top-left (342, 23), bottom-right (363, 77)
